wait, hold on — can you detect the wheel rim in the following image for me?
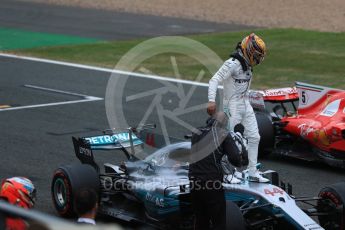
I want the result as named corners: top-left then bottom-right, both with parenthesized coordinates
top-left (53, 178), bottom-right (67, 207)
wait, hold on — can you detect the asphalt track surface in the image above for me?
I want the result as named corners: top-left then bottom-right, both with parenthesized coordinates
top-left (1, 1), bottom-right (345, 228)
top-left (0, 0), bottom-right (253, 40)
top-left (1, 55), bottom-right (345, 221)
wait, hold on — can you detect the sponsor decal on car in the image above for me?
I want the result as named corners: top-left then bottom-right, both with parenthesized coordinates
top-left (85, 132), bottom-right (143, 147)
top-left (79, 146), bottom-right (92, 157)
top-left (145, 193), bottom-right (165, 207)
top-left (264, 188), bottom-right (284, 196)
top-left (320, 99), bottom-right (340, 117)
top-left (298, 122), bottom-right (316, 138)
top-left (263, 87), bottom-right (297, 97)
top-left (259, 87), bottom-right (299, 101)
top-left (303, 223), bottom-right (324, 230)
top-left (312, 129), bottom-right (330, 146)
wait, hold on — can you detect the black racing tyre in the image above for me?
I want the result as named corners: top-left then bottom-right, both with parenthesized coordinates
top-left (51, 163), bottom-right (100, 217)
top-left (225, 200), bottom-right (246, 230)
top-left (317, 182), bottom-right (345, 230)
top-left (0, 211), bottom-right (5, 230)
top-left (255, 112), bottom-right (274, 157)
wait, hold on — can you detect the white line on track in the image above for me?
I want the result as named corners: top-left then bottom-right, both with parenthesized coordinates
top-left (0, 84), bottom-right (103, 112)
top-left (24, 84), bottom-right (99, 99)
top-left (0, 53), bottom-right (210, 87)
top-left (0, 99), bottom-right (103, 111)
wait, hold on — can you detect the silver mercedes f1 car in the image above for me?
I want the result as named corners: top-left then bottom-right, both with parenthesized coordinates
top-left (51, 126), bottom-right (345, 230)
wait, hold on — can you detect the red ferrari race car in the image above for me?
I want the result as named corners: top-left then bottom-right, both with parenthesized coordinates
top-left (251, 82), bottom-right (345, 168)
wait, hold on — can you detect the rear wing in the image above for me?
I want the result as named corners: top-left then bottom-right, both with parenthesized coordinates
top-left (72, 125), bottom-right (156, 169)
top-left (83, 132), bottom-right (143, 150)
top-left (260, 87), bottom-right (298, 102)
top-left (72, 137), bottom-right (99, 172)
top-left (249, 87), bottom-right (298, 111)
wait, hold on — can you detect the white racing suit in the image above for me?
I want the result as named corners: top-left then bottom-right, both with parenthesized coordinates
top-left (208, 54), bottom-right (260, 174)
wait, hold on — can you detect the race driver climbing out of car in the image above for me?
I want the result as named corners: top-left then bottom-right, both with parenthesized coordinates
top-left (207, 33), bottom-right (269, 183)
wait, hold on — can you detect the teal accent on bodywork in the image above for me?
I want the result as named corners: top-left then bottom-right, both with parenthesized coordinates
top-left (84, 132), bottom-right (143, 149)
top-left (225, 191), bottom-right (255, 202)
top-left (135, 189), bottom-right (181, 218)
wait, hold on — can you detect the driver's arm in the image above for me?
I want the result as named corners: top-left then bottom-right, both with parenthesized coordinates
top-left (208, 60), bottom-right (235, 102)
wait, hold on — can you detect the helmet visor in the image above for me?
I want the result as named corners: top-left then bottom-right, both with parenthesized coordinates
top-left (253, 50), bottom-right (265, 65)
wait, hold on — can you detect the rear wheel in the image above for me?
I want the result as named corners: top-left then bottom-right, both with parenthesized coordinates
top-left (317, 182), bottom-right (345, 230)
top-left (255, 112), bottom-right (274, 157)
top-left (51, 163), bottom-right (100, 217)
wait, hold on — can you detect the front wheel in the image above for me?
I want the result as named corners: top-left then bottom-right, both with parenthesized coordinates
top-left (317, 182), bottom-right (345, 230)
top-left (225, 201), bottom-right (246, 230)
